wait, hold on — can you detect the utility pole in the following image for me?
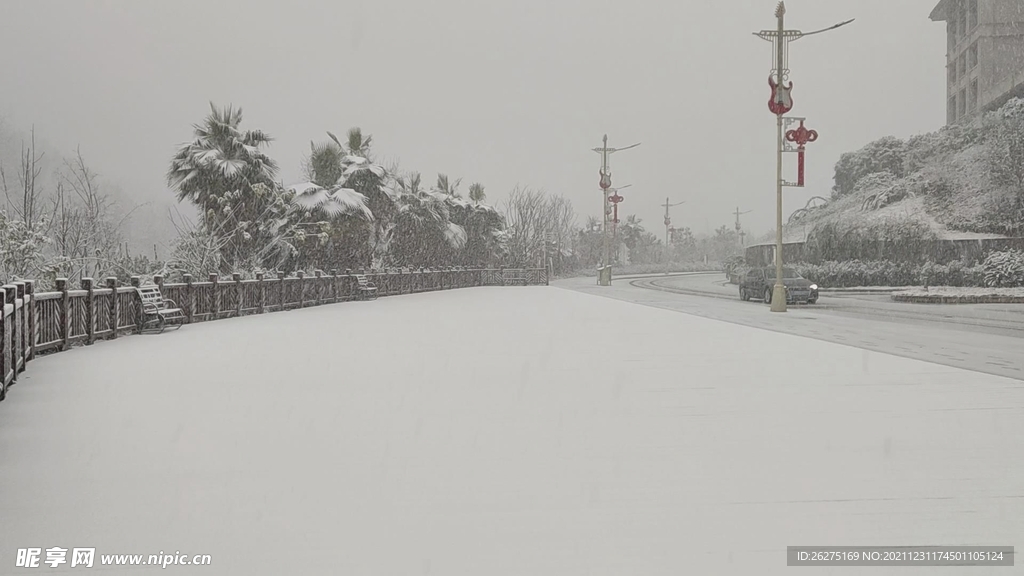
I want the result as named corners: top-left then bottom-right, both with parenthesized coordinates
top-left (592, 135), bottom-right (640, 286)
top-left (755, 2), bottom-right (852, 312)
top-left (662, 197), bottom-right (685, 274)
top-left (733, 206), bottom-right (752, 249)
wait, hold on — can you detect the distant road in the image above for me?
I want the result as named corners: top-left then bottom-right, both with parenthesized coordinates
top-left (638, 272), bottom-right (1024, 338)
top-left (555, 273), bottom-right (1024, 381)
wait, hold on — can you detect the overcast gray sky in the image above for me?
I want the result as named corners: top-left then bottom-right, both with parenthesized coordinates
top-left (0, 0), bottom-right (945, 250)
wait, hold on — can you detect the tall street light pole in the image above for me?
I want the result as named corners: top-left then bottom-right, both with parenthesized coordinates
top-left (733, 206), bottom-right (752, 249)
top-left (755, 2), bottom-right (852, 312)
top-left (592, 135), bottom-right (640, 286)
top-left (662, 198), bottom-right (685, 274)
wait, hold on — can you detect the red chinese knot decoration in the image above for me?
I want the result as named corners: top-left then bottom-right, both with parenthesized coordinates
top-left (785, 120), bottom-right (818, 187)
top-left (608, 191), bottom-right (624, 224)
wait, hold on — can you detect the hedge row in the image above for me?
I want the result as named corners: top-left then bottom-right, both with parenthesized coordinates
top-left (782, 251), bottom-right (1024, 288)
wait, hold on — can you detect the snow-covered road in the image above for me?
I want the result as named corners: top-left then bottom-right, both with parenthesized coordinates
top-left (1, 286), bottom-right (1021, 574)
top-left (608, 273), bottom-right (1024, 380)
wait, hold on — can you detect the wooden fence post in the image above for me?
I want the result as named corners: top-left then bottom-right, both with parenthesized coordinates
top-left (233, 273), bottom-right (242, 317)
top-left (314, 270), bottom-right (323, 306)
top-left (183, 274), bottom-right (194, 324)
top-left (3, 286), bottom-right (15, 384)
top-left (0, 286), bottom-right (7, 392)
top-left (278, 271), bottom-right (286, 310)
top-left (57, 278), bottom-right (70, 349)
top-left (81, 278), bottom-right (95, 345)
top-left (25, 280), bottom-right (35, 361)
top-left (154, 274), bottom-right (163, 291)
top-left (210, 273), bottom-right (220, 320)
top-left (130, 276), bottom-right (143, 332)
top-left (329, 270), bottom-right (338, 303)
top-left (256, 272), bottom-right (265, 314)
top-left (106, 277), bottom-right (119, 340)
top-left (297, 271), bottom-right (306, 308)
top-left (14, 282), bottom-right (26, 371)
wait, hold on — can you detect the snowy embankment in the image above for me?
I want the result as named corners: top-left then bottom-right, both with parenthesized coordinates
top-left (892, 286), bottom-right (1024, 303)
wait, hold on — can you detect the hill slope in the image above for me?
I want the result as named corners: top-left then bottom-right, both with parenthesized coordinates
top-left (777, 98), bottom-right (1024, 245)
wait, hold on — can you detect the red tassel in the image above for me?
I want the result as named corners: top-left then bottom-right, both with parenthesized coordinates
top-left (797, 148), bottom-right (805, 187)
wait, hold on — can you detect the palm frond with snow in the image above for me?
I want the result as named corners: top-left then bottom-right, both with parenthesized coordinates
top-left (287, 182), bottom-right (373, 220)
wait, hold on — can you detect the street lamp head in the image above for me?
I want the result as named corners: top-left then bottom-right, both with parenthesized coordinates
top-left (833, 18), bottom-right (855, 31)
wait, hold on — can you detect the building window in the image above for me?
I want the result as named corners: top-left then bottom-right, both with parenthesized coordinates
top-left (948, 22), bottom-right (956, 50)
top-left (949, 95), bottom-right (958, 123)
top-left (968, 0), bottom-right (978, 29)
top-left (969, 42), bottom-right (978, 69)
top-left (959, 52), bottom-right (968, 78)
top-left (950, 61), bottom-right (958, 85)
top-left (959, 88), bottom-right (968, 118)
top-left (970, 79), bottom-right (979, 112)
top-left (959, 1), bottom-right (968, 37)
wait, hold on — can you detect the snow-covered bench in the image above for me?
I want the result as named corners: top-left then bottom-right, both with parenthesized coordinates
top-left (137, 285), bottom-right (185, 333)
top-left (353, 275), bottom-right (378, 300)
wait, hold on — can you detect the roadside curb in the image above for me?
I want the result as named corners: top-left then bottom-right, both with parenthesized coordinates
top-left (891, 294), bottom-right (1024, 304)
top-left (552, 271), bottom-right (723, 283)
top-left (821, 288), bottom-right (895, 294)
top-left (613, 271), bottom-right (723, 281)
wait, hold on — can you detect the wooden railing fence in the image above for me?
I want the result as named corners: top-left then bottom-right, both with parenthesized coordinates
top-left (0, 267), bottom-right (547, 400)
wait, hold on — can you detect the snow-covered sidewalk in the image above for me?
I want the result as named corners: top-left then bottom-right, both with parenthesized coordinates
top-left (1, 286), bottom-right (1021, 575)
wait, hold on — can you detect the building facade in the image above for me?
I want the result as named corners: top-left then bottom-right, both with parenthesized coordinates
top-left (931, 0), bottom-right (1024, 124)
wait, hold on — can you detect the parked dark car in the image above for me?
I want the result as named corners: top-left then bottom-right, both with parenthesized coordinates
top-left (739, 267), bottom-right (818, 304)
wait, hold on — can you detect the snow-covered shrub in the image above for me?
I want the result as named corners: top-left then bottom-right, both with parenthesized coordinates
top-left (792, 259), bottom-right (986, 288)
top-left (860, 176), bottom-right (915, 212)
top-left (982, 249), bottom-right (1024, 288)
top-left (804, 216), bottom-right (937, 264)
top-left (832, 136), bottom-right (907, 198)
top-left (724, 255), bottom-right (746, 275)
top-left (0, 211), bottom-right (50, 283)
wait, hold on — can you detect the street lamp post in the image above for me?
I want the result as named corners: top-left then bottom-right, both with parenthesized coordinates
top-left (592, 135), bottom-right (640, 286)
top-left (733, 206), bottom-right (751, 250)
top-left (755, 2), bottom-right (852, 312)
top-left (662, 198), bottom-right (685, 274)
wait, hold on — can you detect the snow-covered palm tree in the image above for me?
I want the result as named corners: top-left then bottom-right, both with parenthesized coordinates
top-left (167, 103), bottom-right (278, 216)
top-left (346, 128), bottom-right (373, 159)
top-left (385, 188), bottom-right (465, 267)
top-left (468, 182), bottom-right (486, 205)
top-left (435, 174), bottom-right (462, 197)
top-left (301, 128), bottom-right (396, 268)
top-left (303, 132), bottom-right (346, 189)
top-left (166, 103), bottom-right (283, 271)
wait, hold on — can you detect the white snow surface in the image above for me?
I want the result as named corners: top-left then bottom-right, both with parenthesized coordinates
top-left (1, 287), bottom-right (1022, 574)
